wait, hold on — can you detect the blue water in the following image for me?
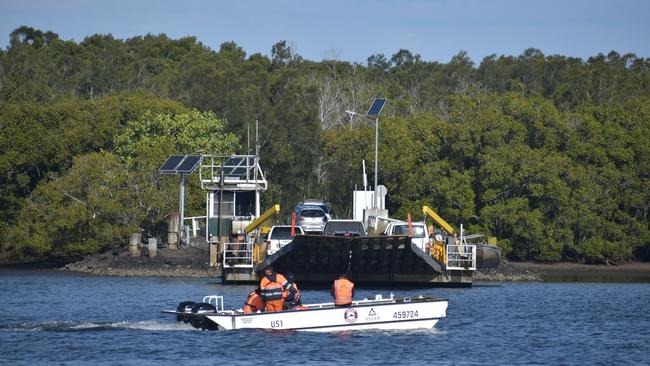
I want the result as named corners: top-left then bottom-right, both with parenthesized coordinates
top-left (1, 270), bottom-right (649, 365)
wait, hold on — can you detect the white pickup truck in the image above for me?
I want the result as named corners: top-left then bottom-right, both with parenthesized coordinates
top-left (383, 221), bottom-right (432, 252)
top-left (266, 225), bottom-right (305, 255)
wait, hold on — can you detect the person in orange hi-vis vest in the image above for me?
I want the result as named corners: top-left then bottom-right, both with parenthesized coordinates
top-left (259, 267), bottom-right (294, 312)
top-left (331, 273), bottom-right (355, 307)
top-left (243, 287), bottom-right (265, 314)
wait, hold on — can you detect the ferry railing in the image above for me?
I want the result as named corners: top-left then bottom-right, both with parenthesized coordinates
top-left (446, 244), bottom-right (476, 270)
top-left (199, 154), bottom-right (267, 190)
top-left (223, 241), bottom-right (254, 268)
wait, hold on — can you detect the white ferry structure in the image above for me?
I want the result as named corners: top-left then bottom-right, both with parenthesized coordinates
top-left (165, 294), bottom-right (447, 332)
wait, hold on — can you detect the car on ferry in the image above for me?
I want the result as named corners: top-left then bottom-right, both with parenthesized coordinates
top-left (322, 219), bottom-right (367, 237)
top-left (296, 199), bottom-right (332, 220)
top-left (295, 206), bottom-right (328, 233)
top-left (266, 225), bottom-right (304, 255)
top-left (383, 222), bottom-right (431, 251)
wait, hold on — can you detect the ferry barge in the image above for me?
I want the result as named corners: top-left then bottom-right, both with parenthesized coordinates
top-left (163, 153), bottom-right (500, 286)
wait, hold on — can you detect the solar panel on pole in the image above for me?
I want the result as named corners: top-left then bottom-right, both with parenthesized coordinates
top-left (367, 98), bottom-right (387, 117)
top-left (159, 155), bottom-right (185, 174)
top-left (175, 155), bottom-right (201, 174)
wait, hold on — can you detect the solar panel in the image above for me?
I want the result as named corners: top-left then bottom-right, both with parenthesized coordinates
top-left (367, 98), bottom-right (387, 117)
top-left (175, 155), bottom-right (201, 174)
top-left (226, 167), bottom-right (248, 176)
top-left (220, 156), bottom-right (250, 177)
top-left (224, 156), bottom-right (245, 167)
top-left (159, 155), bottom-right (185, 174)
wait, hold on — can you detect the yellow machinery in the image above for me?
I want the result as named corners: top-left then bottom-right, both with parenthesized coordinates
top-left (245, 204), bottom-right (280, 265)
top-left (245, 204), bottom-right (280, 233)
top-left (422, 205), bottom-right (501, 269)
top-left (422, 205), bottom-right (455, 265)
top-left (422, 205), bottom-right (455, 234)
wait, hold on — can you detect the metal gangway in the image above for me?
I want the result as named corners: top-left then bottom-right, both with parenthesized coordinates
top-left (223, 242), bottom-right (254, 268)
top-left (445, 244), bottom-right (476, 270)
top-left (444, 224), bottom-right (477, 270)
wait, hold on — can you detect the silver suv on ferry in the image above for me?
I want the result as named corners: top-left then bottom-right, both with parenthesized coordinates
top-left (297, 199), bottom-right (332, 220)
top-left (295, 206), bottom-right (328, 233)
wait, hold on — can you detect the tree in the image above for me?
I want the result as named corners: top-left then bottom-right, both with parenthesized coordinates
top-left (6, 110), bottom-right (239, 261)
top-left (7, 152), bottom-right (136, 259)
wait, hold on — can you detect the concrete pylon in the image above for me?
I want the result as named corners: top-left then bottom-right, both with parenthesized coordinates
top-left (210, 242), bottom-right (219, 267)
top-left (168, 213), bottom-right (180, 249)
top-left (129, 233), bottom-right (141, 257)
top-left (148, 238), bottom-right (158, 258)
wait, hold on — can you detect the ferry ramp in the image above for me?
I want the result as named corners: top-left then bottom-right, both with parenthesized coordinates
top-left (256, 235), bottom-right (473, 286)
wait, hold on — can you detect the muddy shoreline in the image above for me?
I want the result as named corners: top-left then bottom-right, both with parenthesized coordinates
top-left (60, 246), bottom-right (220, 278)
top-left (4, 247), bottom-right (650, 282)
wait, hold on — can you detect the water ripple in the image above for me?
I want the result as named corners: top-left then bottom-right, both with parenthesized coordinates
top-left (1, 270), bottom-right (649, 365)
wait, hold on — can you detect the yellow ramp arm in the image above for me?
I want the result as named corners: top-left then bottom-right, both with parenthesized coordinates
top-left (422, 206), bottom-right (455, 234)
top-left (245, 204), bottom-right (280, 233)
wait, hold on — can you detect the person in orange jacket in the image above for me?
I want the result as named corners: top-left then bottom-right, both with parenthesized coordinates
top-left (243, 287), bottom-right (265, 314)
top-left (259, 267), bottom-right (295, 312)
top-left (331, 273), bottom-right (355, 307)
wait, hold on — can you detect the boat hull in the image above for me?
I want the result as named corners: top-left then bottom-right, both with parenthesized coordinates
top-left (204, 298), bottom-right (447, 332)
top-left (475, 244), bottom-right (502, 269)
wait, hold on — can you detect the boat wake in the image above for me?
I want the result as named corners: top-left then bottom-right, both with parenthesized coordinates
top-left (0, 320), bottom-right (197, 332)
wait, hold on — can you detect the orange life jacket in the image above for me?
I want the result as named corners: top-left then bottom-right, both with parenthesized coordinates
top-left (333, 278), bottom-right (354, 306)
top-left (260, 273), bottom-right (289, 302)
top-left (243, 291), bottom-right (265, 313)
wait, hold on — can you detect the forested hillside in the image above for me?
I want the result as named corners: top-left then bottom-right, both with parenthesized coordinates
top-left (1, 26), bottom-right (648, 263)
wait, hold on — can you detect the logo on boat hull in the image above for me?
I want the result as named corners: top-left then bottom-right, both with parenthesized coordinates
top-left (344, 308), bottom-right (358, 323)
top-left (366, 307), bottom-right (379, 321)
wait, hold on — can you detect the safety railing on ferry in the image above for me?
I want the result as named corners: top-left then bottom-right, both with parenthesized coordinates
top-left (445, 244), bottom-right (476, 270)
top-left (223, 242), bottom-right (254, 268)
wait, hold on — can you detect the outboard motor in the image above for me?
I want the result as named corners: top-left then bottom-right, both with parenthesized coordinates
top-left (175, 301), bottom-right (195, 323)
top-left (190, 302), bottom-right (218, 330)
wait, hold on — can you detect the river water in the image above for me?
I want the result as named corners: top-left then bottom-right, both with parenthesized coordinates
top-left (1, 269), bottom-right (649, 365)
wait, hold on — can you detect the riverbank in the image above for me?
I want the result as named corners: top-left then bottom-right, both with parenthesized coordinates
top-left (6, 247), bottom-right (650, 282)
top-left (61, 246), bottom-right (219, 277)
top-left (475, 260), bottom-right (650, 282)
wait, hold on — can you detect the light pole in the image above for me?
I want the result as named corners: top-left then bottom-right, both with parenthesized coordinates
top-left (345, 98), bottom-right (387, 209)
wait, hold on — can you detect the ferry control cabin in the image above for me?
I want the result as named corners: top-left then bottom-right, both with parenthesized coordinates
top-left (195, 155), bottom-right (266, 264)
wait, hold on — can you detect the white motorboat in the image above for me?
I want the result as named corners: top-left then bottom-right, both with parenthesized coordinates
top-left (164, 294), bottom-right (447, 332)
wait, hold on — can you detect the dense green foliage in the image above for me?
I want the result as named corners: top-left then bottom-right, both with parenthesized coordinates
top-left (1, 26), bottom-right (648, 263)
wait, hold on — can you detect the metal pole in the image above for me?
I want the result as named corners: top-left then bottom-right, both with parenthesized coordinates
top-left (179, 174), bottom-right (185, 247)
top-left (374, 116), bottom-right (379, 208)
top-left (218, 166), bottom-right (224, 240)
top-left (255, 119), bottom-right (260, 217)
